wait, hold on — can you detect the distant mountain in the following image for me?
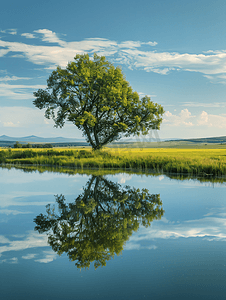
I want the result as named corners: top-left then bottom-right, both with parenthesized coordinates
top-left (0, 135), bottom-right (85, 143)
top-left (172, 136), bottom-right (226, 144)
top-left (1, 134), bottom-right (225, 147)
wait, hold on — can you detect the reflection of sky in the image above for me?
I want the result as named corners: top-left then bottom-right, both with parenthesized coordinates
top-left (0, 167), bottom-right (90, 264)
top-left (0, 167), bottom-right (226, 265)
top-left (125, 207), bottom-right (226, 250)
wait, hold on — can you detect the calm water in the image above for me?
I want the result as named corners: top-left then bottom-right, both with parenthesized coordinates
top-left (0, 167), bottom-right (226, 300)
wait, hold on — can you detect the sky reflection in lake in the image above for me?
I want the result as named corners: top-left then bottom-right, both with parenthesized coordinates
top-left (0, 167), bottom-right (226, 300)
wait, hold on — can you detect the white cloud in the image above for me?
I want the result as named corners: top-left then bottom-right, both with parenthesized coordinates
top-left (138, 92), bottom-right (156, 98)
top-left (146, 41), bottom-right (158, 46)
top-left (0, 76), bottom-right (31, 82)
top-left (21, 33), bottom-right (36, 39)
top-left (1, 29), bottom-right (17, 35)
top-left (163, 109), bottom-right (226, 129)
top-left (197, 111), bottom-right (226, 128)
top-left (0, 82), bottom-right (46, 100)
top-left (8, 29), bottom-right (17, 35)
top-left (163, 109), bottom-right (195, 127)
top-left (0, 49), bottom-right (9, 57)
top-left (197, 111), bottom-right (209, 126)
top-left (0, 235), bottom-right (10, 243)
top-left (34, 29), bottom-right (66, 46)
top-left (1, 29), bottom-right (226, 82)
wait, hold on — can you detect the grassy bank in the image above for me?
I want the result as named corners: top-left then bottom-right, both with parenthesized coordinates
top-left (2, 163), bottom-right (226, 184)
top-left (0, 147), bottom-right (226, 176)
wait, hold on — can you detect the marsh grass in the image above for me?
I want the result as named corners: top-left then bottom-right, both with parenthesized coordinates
top-left (0, 147), bottom-right (225, 176)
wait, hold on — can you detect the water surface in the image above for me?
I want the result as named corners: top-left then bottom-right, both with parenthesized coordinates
top-left (0, 167), bottom-right (226, 300)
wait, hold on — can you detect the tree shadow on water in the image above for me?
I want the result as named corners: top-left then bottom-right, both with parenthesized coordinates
top-left (34, 176), bottom-right (164, 269)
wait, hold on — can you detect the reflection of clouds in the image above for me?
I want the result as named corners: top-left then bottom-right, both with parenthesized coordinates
top-left (0, 209), bottom-right (32, 215)
top-left (0, 231), bottom-right (58, 264)
top-left (0, 192), bottom-right (54, 208)
top-left (0, 168), bottom-right (69, 184)
top-left (0, 235), bottom-right (11, 243)
top-left (130, 216), bottom-right (226, 243)
top-left (22, 253), bottom-right (37, 260)
top-left (125, 242), bottom-right (157, 250)
top-left (0, 231), bottom-right (48, 256)
top-left (0, 257), bottom-right (18, 264)
top-left (34, 250), bottom-right (57, 263)
top-left (114, 174), bottom-right (132, 184)
top-left (126, 208), bottom-right (226, 250)
top-left (204, 207), bottom-right (226, 217)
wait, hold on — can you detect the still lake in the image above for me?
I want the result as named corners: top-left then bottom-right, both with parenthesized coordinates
top-left (0, 167), bottom-right (226, 300)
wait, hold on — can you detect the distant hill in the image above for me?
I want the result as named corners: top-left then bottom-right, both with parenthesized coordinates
top-left (0, 135), bottom-right (225, 148)
top-left (172, 136), bottom-right (226, 144)
top-left (0, 135), bottom-right (85, 143)
top-left (0, 135), bottom-right (88, 147)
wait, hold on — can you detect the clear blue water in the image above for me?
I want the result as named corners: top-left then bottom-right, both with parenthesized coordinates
top-left (0, 167), bottom-right (226, 300)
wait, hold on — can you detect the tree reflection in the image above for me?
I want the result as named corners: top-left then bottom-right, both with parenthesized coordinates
top-left (34, 176), bottom-right (164, 269)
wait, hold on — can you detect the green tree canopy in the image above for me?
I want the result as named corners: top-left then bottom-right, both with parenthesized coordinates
top-left (34, 175), bottom-right (164, 269)
top-left (33, 53), bottom-right (164, 150)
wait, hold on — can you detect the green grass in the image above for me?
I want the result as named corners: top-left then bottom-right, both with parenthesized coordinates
top-left (0, 147), bottom-right (226, 177)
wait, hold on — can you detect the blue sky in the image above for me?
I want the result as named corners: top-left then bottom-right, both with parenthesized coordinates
top-left (1, 0), bottom-right (226, 140)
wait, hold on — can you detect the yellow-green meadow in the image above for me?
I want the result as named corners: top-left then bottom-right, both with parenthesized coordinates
top-left (0, 147), bottom-right (225, 176)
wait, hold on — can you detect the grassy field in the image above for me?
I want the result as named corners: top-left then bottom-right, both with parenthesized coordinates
top-left (0, 146), bottom-right (225, 176)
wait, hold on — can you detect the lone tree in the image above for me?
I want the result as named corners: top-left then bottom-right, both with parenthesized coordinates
top-left (33, 53), bottom-right (164, 150)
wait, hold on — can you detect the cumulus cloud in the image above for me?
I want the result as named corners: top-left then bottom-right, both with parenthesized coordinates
top-left (197, 111), bottom-right (209, 126)
top-left (163, 109), bottom-right (195, 127)
top-left (197, 111), bottom-right (226, 128)
top-left (163, 109), bottom-right (226, 129)
top-left (1, 29), bottom-right (226, 82)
